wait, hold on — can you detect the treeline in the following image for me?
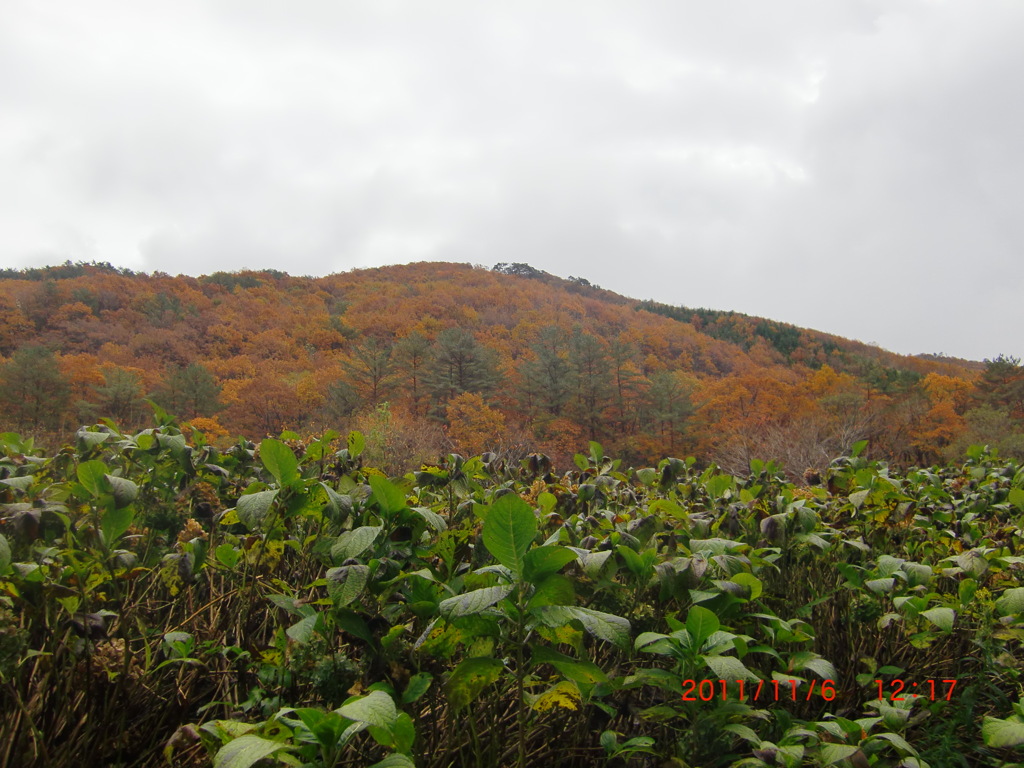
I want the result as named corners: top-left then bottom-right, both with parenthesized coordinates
top-left (0, 261), bottom-right (1019, 473)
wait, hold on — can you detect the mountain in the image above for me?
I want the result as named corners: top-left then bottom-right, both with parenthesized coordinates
top-left (1, 260), bottom-right (1019, 473)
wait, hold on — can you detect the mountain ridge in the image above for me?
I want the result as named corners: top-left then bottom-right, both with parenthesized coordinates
top-left (1, 259), bottom-right (1016, 472)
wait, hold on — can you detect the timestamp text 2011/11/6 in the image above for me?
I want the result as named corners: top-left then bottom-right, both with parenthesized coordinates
top-left (681, 679), bottom-right (837, 702)
top-left (680, 678), bottom-right (960, 703)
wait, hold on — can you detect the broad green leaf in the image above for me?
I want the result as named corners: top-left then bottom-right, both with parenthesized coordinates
top-left (778, 744), bottom-right (805, 763)
top-left (686, 605), bottom-right (720, 648)
top-left (578, 549), bottom-right (613, 578)
top-left (370, 475), bottom-right (407, 516)
top-left (213, 735), bottom-right (290, 768)
top-left (702, 654), bottom-right (759, 682)
top-left (331, 526), bottom-right (382, 562)
top-left (101, 506), bottom-right (134, 544)
top-left (155, 432), bottom-right (189, 462)
top-left (402, 672), bottom-right (433, 704)
top-left (634, 632), bottom-right (676, 655)
top-left (347, 430), bottom-right (365, 458)
top-left (287, 615), bottom-right (318, 644)
top-left (537, 492), bottom-right (557, 513)
top-left (819, 744), bottom-right (860, 765)
top-left (688, 538), bottom-right (746, 556)
top-left (920, 607), bottom-right (955, 632)
top-left (215, 544), bottom-right (239, 569)
top-left (527, 574), bottom-right (575, 609)
top-left (902, 562), bottom-right (932, 587)
top-left (326, 565), bottom-right (370, 607)
top-left (997, 587), bottom-right (1024, 616)
top-left (236, 489), bottom-right (279, 531)
top-left (731, 573), bottom-right (762, 600)
top-left (535, 606), bottom-right (631, 648)
top-left (616, 545), bottom-right (646, 576)
top-left (837, 563), bottom-right (863, 587)
top-left (0, 534), bottom-right (10, 575)
top-left (722, 724), bottom-right (760, 744)
top-left (77, 460), bottom-right (109, 497)
top-left (877, 555), bottom-right (905, 576)
top-left (413, 506), bottom-right (447, 531)
top-left (871, 732), bottom-right (918, 755)
top-left (335, 609), bottom-right (374, 644)
top-left (260, 438), bottom-right (299, 487)
top-left (865, 578), bottom-right (895, 594)
top-left (983, 716), bottom-right (1024, 748)
top-left (635, 468), bottom-right (658, 486)
top-left (1009, 487), bottom-right (1024, 511)
top-left (482, 493), bottom-right (537, 576)
top-left (530, 645), bottom-right (609, 684)
top-left (76, 429), bottom-right (111, 450)
top-left (321, 483), bottom-right (352, 521)
top-left (368, 753), bottom-right (415, 768)
top-left (956, 550), bottom-right (989, 577)
top-left (705, 474), bottom-right (733, 500)
top-left (799, 656), bottom-right (838, 680)
top-left (959, 578), bottom-right (978, 606)
top-left (373, 710), bottom-right (414, 753)
top-left (849, 489), bottom-right (870, 509)
top-left (0, 475), bottom-right (34, 491)
top-left (446, 656), bottom-right (504, 710)
top-left (337, 690), bottom-right (397, 728)
top-left (523, 546), bottom-right (577, 583)
top-left (104, 474), bottom-right (138, 508)
top-left (647, 498), bottom-right (687, 519)
top-left (439, 585), bottom-right (512, 619)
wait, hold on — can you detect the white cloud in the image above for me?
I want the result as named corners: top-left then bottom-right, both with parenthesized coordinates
top-left (1, 0), bottom-right (1021, 360)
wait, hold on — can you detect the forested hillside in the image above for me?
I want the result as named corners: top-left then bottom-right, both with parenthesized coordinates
top-left (0, 260), bottom-right (1020, 473)
top-left (2, 261), bottom-right (1024, 768)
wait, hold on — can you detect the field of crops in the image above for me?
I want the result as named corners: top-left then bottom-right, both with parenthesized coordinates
top-left (1, 419), bottom-right (1024, 767)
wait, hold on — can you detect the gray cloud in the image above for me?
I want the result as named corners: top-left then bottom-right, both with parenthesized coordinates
top-left (1, 0), bottom-right (1021, 360)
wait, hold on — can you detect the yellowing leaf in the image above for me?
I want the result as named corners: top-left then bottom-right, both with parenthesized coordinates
top-left (531, 681), bottom-right (582, 712)
top-left (159, 562), bottom-right (182, 596)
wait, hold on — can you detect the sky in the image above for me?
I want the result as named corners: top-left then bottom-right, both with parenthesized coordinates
top-left (2, 1), bottom-right (1022, 362)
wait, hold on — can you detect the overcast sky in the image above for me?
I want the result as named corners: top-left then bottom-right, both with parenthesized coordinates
top-left (2, 1), bottom-right (1022, 361)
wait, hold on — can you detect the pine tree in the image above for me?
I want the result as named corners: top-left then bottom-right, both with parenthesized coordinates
top-left (517, 326), bottom-right (571, 416)
top-left (0, 346), bottom-right (71, 432)
top-left (425, 328), bottom-right (497, 411)
top-left (152, 363), bottom-right (222, 419)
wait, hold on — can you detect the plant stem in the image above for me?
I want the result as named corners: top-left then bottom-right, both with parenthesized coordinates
top-left (515, 582), bottom-right (527, 768)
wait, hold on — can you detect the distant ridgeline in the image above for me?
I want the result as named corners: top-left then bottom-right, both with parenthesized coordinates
top-left (0, 259), bottom-right (1019, 471)
top-left (0, 259), bottom-right (138, 281)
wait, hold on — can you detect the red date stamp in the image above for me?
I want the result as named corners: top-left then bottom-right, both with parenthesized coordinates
top-left (876, 679), bottom-right (958, 701)
top-left (680, 678), bottom-right (961, 703)
top-left (681, 679), bottom-right (837, 702)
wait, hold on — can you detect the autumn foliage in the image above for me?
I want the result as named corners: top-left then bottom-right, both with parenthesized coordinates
top-left (0, 260), bottom-right (1015, 474)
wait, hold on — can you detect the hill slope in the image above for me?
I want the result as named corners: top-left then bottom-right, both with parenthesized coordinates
top-left (0, 260), bottom-right (1018, 472)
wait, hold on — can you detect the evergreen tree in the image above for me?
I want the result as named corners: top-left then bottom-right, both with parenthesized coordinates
top-left (394, 331), bottom-right (432, 415)
top-left (608, 337), bottom-right (641, 429)
top-left (81, 367), bottom-right (146, 427)
top-left (321, 379), bottom-right (361, 423)
top-left (976, 355), bottom-right (1024, 419)
top-left (152, 363), bottom-right (222, 419)
top-left (568, 329), bottom-right (612, 437)
top-left (645, 370), bottom-right (694, 451)
top-left (425, 328), bottom-right (497, 410)
top-left (0, 346), bottom-right (71, 432)
top-left (517, 326), bottom-right (571, 416)
top-left (343, 337), bottom-right (396, 406)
